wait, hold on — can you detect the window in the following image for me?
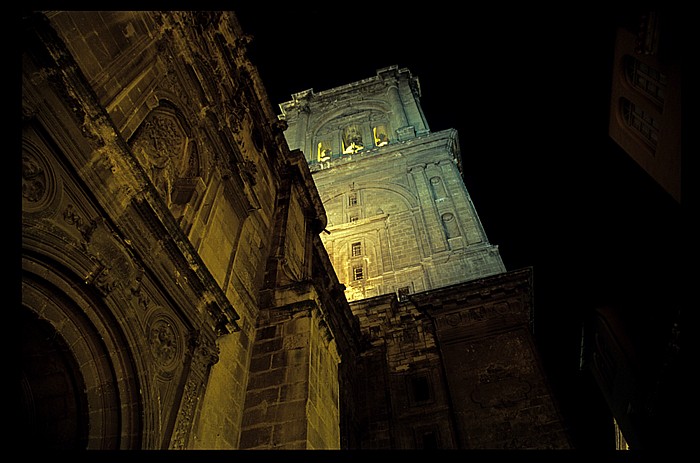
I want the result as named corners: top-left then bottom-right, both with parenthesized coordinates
top-left (624, 55), bottom-right (666, 105)
top-left (621, 98), bottom-right (659, 149)
top-left (342, 125), bottom-right (364, 154)
top-left (353, 265), bottom-right (364, 280)
top-left (349, 214), bottom-right (358, 223)
top-left (373, 125), bottom-right (389, 147)
top-left (351, 241), bottom-right (362, 257)
top-left (397, 286), bottom-right (410, 302)
top-left (348, 192), bottom-right (357, 206)
top-left (317, 141), bottom-right (332, 162)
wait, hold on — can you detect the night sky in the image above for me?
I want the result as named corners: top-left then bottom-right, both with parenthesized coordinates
top-left (235, 4), bottom-right (683, 450)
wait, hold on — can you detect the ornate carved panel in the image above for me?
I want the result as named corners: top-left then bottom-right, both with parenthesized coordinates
top-left (130, 105), bottom-right (200, 208)
top-left (22, 131), bottom-right (61, 216)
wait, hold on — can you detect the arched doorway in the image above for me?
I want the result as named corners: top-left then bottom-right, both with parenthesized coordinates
top-left (20, 257), bottom-right (144, 449)
top-left (20, 308), bottom-right (89, 450)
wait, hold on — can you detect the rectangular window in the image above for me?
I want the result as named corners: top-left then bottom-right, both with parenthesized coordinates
top-left (621, 98), bottom-right (658, 149)
top-left (353, 265), bottom-right (364, 281)
top-left (397, 286), bottom-right (410, 302)
top-left (351, 241), bottom-right (362, 257)
top-left (348, 193), bottom-right (357, 206)
top-left (624, 55), bottom-right (666, 105)
top-left (349, 215), bottom-right (358, 223)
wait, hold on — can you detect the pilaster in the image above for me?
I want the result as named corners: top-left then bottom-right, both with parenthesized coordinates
top-left (408, 163), bottom-right (448, 254)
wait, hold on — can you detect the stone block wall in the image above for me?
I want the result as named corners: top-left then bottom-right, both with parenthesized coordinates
top-left (350, 295), bottom-right (457, 448)
top-left (349, 269), bottom-right (571, 449)
top-left (415, 268), bottom-right (571, 449)
top-left (239, 305), bottom-right (341, 449)
top-left (313, 130), bottom-right (505, 302)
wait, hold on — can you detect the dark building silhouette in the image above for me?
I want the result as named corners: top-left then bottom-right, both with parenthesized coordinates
top-left (21, 10), bottom-right (624, 451)
top-left (608, 8), bottom-right (681, 203)
top-left (581, 6), bottom-right (684, 450)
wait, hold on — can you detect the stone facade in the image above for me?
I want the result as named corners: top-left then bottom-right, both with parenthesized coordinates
top-left (21, 11), bottom-right (359, 450)
top-left (21, 11), bottom-right (569, 450)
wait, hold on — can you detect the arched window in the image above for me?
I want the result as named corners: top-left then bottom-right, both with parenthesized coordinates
top-left (317, 141), bottom-right (332, 162)
top-left (373, 124), bottom-right (390, 147)
top-left (342, 125), bottom-right (364, 154)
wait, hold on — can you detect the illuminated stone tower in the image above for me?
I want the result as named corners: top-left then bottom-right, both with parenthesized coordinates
top-left (280, 65), bottom-right (506, 303)
top-left (280, 66), bottom-right (570, 449)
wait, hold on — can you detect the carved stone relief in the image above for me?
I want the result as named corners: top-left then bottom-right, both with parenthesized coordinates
top-left (148, 316), bottom-right (181, 373)
top-left (22, 138), bottom-right (60, 216)
top-left (169, 330), bottom-right (219, 449)
top-left (130, 108), bottom-right (199, 208)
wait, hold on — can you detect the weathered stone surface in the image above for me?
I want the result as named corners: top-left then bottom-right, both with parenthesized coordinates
top-left (22, 11), bottom-right (568, 451)
top-left (22, 10), bottom-right (357, 450)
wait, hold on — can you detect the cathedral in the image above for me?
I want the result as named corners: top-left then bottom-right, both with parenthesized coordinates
top-left (20, 11), bottom-right (570, 449)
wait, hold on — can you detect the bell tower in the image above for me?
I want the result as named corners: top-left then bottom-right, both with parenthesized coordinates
top-left (280, 65), bottom-right (506, 303)
top-left (279, 66), bottom-right (570, 449)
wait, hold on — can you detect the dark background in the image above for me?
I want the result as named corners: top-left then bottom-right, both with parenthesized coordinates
top-left (235, 4), bottom-right (684, 450)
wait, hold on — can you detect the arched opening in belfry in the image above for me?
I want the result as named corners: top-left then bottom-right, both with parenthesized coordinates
top-left (373, 124), bottom-right (390, 147)
top-left (342, 125), bottom-right (364, 154)
top-left (317, 140), bottom-right (333, 162)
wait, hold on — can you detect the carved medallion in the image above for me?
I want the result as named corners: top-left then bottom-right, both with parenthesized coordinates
top-left (149, 317), bottom-right (181, 371)
top-left (21, 148), bottom-right (57, 214)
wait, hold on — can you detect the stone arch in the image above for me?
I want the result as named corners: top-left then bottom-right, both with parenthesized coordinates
top-left (355, 181), bottom-right (419, 211)
top-left (322, 181), bottom-right (417, 211)
top-left (321, 182), bottom-right (417, 228)
top-left (310, 100), bottom-right (392, 136)
top-left (21, 254), bottom-right (143, 449)
top-left (310, 100), bottom-right (393, 155)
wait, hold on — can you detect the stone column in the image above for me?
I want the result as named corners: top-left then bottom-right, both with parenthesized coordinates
top-left (287, 90), bottom-right (312, 160)
top-left (379, 68), bottom-right (413, 141)
top-left (170, 330), bottom-right (220, 449)
top-left (386, 81), bottom-right (408, 131)
top-left (297, 106), bottom-right (311, 162)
